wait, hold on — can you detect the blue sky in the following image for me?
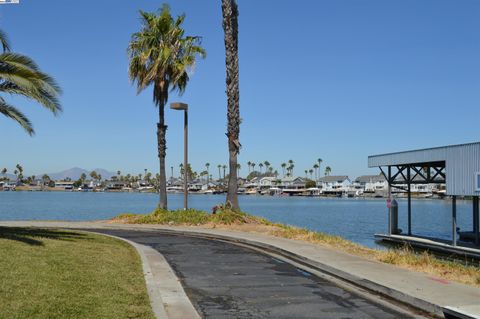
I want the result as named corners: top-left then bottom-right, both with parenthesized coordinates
top-left (0, 0), bottom-right (479, 179)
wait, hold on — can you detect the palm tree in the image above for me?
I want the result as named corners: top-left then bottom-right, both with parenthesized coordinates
top-left (205, 163), bottom-right (210, 183)
top-left (304, 170), bottom-right (308, 178)
top-left (1, 168), bottom-right (6, 180)
top-left (222, 0), bottom-right (241, 211)
top-left (247, 161), bottom-right (251, 173)
top-left (313, 164), bottom-right (319, 180)
top-left (0, 30), bottom-right (62, 135)
top-left (281, 163), bottom-right (286, 177)
top-left (259, 163), bottom-right (264, 173)
top-left (128, 5), bottom-right (206, 210)
top-left (117, 170), bottom-right (121, 181)
top-left (251, 163), bottom-right (256, 172)
top-left (287, 159), bottom-right (294, 176)
top-left (309, 169), bottom-right (314, 180)
top-left (217, 164), bottom-right (222, 180)
top-left (317, 158), bottom-right (323, 174)
top-left (264, 161), bottom-right (270, 172)
top-left (236, 163), bottom-right (241, 177)
top-left (222, 164), bottom-right (227, 180)
top-left (15, 164), bottom-right (23, 182)
top-left (325, 166), bottom-right (331, 176)
top-left (288, 164), bottom-right (295, 176)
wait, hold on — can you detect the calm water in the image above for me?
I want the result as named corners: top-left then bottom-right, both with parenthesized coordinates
top-left (0, 192), bottom-right (474, 248)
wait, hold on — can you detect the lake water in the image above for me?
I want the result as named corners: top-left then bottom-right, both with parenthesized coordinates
top-left (0, 192), bottom-right (474, 248)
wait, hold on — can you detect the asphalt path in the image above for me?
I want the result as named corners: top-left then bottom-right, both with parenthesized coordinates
top-left (91, 229), bottom-right (422, 319)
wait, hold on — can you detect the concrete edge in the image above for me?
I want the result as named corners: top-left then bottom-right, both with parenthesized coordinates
top-left (83, 231), bottom-right (200, 319)
top-left (143, 228), bottom-right (444, 318)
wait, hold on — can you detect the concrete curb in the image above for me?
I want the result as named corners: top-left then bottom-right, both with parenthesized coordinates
top-left (85, 231), bottom-right (200, 319)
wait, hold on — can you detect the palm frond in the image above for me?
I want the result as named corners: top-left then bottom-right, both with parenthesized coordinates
top-left (0, 98), bottom-right (33, 135)
top-left (0, 29), bottom-right (10, 52)
top-left (127, 6), bottom-right (206, 105)
top-left (0, 53), bottom-right (62, 114)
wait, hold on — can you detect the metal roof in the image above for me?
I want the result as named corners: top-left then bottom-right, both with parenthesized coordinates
top-left (368, 141), bottom-right (480, 196)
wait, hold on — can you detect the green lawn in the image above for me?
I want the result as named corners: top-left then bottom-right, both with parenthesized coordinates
top-left (0, 227), bottom-right (155, 319)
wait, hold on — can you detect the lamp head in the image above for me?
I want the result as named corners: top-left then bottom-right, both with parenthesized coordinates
top-left (170, 102), bottom-right (188, 111)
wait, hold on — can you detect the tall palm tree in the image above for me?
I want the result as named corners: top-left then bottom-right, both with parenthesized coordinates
top-left (128, 5), bottom-right (206, 209)
top-left (281, 163), bottom-right (286, 177)
top-left (264, 161), bottom-right (270, 172)
top-left (222, 164), bottom-right (227, 180)
top-left (0, 30), bottom-right (62, 135)
top-left (247, 161), bottom-right (251, 173)
top-left (317, 158), bottom-right (323, 174)
top-left (259, 163), bottom-right (264, 173)
top-left (1, 168), bottom-right (6, 180)
top-left (217, 164), bottom-right (222, 180)
top-left (313, 164), bottom-right (319, 180)
top-left (205, 163), bottom-right (210, 183)
top-left (304, 170), bottom-right (308, 178)
top-left (222, 0), bottom-right (241, 211)
top-left (325, 166), bottom-right (331, 176)
top-left (251, 162), bottom-right (256, 172)
top-left (236, 163), bottom-right (241, 177)
top-left (309, 169), bottom-right (314, 180)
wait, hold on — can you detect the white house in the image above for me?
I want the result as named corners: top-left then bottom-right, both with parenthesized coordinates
top-left (54, 181), bottom-right (75, 190)
top-left (317, 176), bottom-right (350, 193)
top-left (281, 176), bottom-right (306, 189)
top-left (258, 177), bottom-right (277, 188)
top-left (354, 175), bottom-right (387, 193)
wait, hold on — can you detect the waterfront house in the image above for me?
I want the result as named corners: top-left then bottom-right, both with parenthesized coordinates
top-left (354, 175), bottom-right (387, 193)
top-left (317, 176), bottom-right (351, 194)
top-left (106, 181), bottom-right (129, 190)
top-left (281, 176), bottom-right (306, 189)
top-left (259, 177), bottom-right (276, 188)
top-left (54, 181), bottom-right (75, 190)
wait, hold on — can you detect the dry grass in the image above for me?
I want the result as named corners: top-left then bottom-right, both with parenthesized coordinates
top-left (113, 208), bottom-right (480, 287)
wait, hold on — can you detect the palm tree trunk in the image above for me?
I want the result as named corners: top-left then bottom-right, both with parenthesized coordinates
top-left (222, 0), bottom-right (240, 211)
top-left (157, 103), bottom-right (168, 210)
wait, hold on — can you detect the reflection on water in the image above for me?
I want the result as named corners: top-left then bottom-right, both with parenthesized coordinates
top-left (0, 192), bottom-right (472, 248)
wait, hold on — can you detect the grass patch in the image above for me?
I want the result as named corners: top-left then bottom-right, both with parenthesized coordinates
top-left (113, 207), bottom-right (480, 287)
top-left (115, 206), bottom-right (269, 226)
top-left (0, 227), bottom-right (154, 319)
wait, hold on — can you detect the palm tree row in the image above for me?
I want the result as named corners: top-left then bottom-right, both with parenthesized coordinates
top-left (243, 157), bottom-right (332, 179)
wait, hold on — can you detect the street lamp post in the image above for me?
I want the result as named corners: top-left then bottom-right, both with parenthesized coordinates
top-left (170, 102), bottom-right (189, 210)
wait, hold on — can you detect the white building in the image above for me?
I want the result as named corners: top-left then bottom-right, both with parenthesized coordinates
top-left (54, 181), bottom-right (75, 190)
top-left (354, 175), bottom-right (387, 193)
top-left (317, 176), bottom-right (350, 193)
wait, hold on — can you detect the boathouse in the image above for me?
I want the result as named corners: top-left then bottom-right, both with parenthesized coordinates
top-left (368, 141), bottom-right (480, 256)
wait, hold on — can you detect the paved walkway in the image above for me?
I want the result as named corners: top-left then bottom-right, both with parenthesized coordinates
top-left (1, 221), bottom-right (480, 318)
top-left (92, 228), bottom-right (419, 319)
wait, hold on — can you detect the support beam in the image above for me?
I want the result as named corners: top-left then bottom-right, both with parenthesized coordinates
top-left (407, 166), bottom-right (412, 236)
top-left (388, 166), bottom-right (392, 235)
top-left (474, 196), bottom-right (479, 246)
top-left (452, 196), bottom-right (457, 247)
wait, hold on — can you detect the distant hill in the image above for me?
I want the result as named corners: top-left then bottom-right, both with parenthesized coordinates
top-left (45, 167), bottom-right (116, 181)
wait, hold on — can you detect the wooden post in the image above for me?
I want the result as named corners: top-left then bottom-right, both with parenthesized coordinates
top-left (452, 195), bottom-right (457, 247)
